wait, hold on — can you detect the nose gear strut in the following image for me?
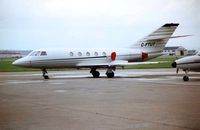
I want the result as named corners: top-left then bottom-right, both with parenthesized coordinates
top-left (42, 68), bottom-right (49, 79)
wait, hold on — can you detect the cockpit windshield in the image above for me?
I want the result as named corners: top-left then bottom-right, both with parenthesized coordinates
top-left (28, 51), bottom-right (36, 56)
top-left (28, 51), bottom-right (47, 56)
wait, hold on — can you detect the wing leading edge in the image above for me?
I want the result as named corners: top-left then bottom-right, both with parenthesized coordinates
top-left (77, 60), bottom-right (161, 68)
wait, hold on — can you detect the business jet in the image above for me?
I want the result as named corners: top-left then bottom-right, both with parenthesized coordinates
top-left (172, 51), bottom-right (200, 81)
top-left (13, 23), bottom-right (188, 79)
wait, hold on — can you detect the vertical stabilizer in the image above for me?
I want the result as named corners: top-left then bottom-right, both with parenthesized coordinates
top-left (131, 23), bottom-right (179, 53)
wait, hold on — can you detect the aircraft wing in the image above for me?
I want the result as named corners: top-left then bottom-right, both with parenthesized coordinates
top-left (77, 60), bottom-right (160, 68)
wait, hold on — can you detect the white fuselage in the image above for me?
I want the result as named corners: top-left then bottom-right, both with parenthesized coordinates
top-left (13, 48), bottom-right (161, 68)
top-left (176, 54), bottom-right (200, 72)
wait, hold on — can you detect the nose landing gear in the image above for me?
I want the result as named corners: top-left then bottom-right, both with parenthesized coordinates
top-left (183, 75), bottom-right (189, 81)
top-left (183, 69), bottom-right (189, 81)
top-left (42, 68), bottom-right (49, 79)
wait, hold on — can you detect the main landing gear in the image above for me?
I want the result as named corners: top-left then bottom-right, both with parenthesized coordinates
top-left (90, 68), bottom-right (100, 78)
top-left (106, 68), bottom-right (115, 78)
top-left (42, 68), bottom-right (49, 79)
top-left (90, 67), bottom-right (115, 78)
top-left (183, 69), bottom-right (189, 81)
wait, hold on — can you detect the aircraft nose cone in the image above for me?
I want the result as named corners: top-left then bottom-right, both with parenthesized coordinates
top-left (12, 58), bottom-right (30, 67)
top-left (12, 59), bottom-right (21, 66)
top-left (171, 62), bottom-right (177, 68)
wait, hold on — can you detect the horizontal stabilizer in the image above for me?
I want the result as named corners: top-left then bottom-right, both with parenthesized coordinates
top-left (169, 35), bottom-right (192, 39)
top-left (145, 35), bottom-right (192, 41)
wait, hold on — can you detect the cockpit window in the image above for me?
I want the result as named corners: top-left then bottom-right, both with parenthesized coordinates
top-left (29, 51), bottom-right (47, 56)
top-left (35, 51), bottom-right (41, 56)
top-left (29, 51), bottom-right (35, 56)
top-left (29, 51), bottom-right (37, 56)
top-left (40, 51), bottom-right (47, 56)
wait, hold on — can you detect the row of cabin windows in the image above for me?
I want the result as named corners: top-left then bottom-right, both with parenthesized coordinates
top-left (70, 52), bottom-right (107, 57)
top-left (29, 51), bottom-right (107, 57)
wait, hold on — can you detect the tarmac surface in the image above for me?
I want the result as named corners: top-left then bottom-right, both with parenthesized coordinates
top-left (0, 68), bottom-right (200, 130)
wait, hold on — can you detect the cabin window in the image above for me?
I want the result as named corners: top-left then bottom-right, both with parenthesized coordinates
top-left (78, 52), bottom-right (82, 56)
top-left (94, 52), bottom-right (98, 56)
top-left (102, 52), bottom-right (106, 56)
top-left (40, 51), bottom-right (47, 56)
top-left (70, 52), bottom-right (74, 56)
top-left (86, 52), bottom-right (90, 56)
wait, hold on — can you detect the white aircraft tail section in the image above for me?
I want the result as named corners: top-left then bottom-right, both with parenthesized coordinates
top-left (131, 23), bottom-right (179, 53)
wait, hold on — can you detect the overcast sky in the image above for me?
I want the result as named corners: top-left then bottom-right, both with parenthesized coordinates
top-left (0, 0), bottom-right (200, 50)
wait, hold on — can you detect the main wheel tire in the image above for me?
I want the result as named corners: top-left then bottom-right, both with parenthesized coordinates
top-left (183, 75), bottom-right (189, 81)
top-left (92, 71), bottom-right (100, 78)
top-left (106, 72), bottom-right (114, 78)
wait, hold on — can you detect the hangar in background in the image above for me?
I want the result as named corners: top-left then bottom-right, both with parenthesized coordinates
top-left (162, 46), bottom-right (188, 56)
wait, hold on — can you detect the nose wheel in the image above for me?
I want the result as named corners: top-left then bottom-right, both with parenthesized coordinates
top-left (183, 69), bottom-right (189, 81)
top-left (42, 68), bottom-right (49, 79)
top-left (183, 75), bottom-right (189, 81)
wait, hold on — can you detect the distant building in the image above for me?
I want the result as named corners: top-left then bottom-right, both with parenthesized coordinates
top-left (0, 50), bottom-right (32, 59)
top-left (162, 46), bottom-right (188, 56)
